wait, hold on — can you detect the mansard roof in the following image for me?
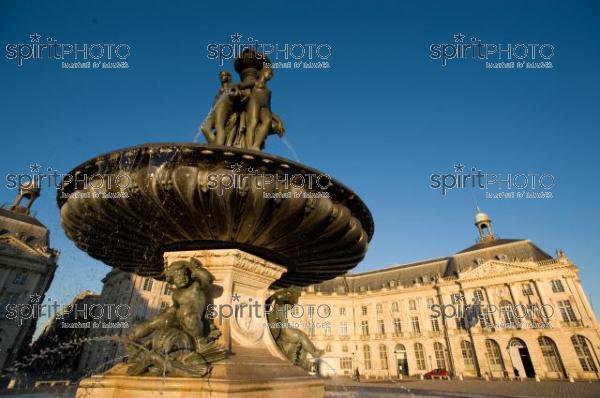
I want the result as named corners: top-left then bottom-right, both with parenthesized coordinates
top-left (309, 238), bottom-right (553, 294)
top-left (446, 239), bottom-right (552, 276)
top-left (0, 207), bottom-right (49, 247)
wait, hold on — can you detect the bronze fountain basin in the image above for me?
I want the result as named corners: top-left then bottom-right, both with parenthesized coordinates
top-left (57, 143), bottom-right (374, 288)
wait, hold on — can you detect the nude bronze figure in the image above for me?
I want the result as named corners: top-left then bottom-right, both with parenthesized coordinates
top-left (267, 289), bottom-right (323, 372)
top-left (201, 71), bottom-right (239, 145)
top-left (200, 50), bottom-right (284, 150)
top-left (126, 259), bottom-right (224, 377)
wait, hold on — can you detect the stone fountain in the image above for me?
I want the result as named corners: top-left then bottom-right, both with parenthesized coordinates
top-left (58, 49), bottom-right (374, 397)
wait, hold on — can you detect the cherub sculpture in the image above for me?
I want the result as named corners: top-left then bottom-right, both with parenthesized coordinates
top-left (126, 259), bottom-right (225, 377)
top-left (266, 289), bottom-right (323, 371)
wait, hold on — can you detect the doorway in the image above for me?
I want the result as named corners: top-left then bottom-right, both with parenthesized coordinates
top-left (508, 339), bottom-right (535, 378)
top-left (395, 344), bottom-right (409, 376)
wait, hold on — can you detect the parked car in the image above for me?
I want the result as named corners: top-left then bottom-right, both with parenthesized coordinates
top-left (424, 368), bottom-right (450, 380)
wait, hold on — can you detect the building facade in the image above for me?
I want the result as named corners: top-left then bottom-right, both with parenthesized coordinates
top-left (0, 184), bottom-right (59, 371)
top-left (14, 291), bottom-right (99, 384)
top-left (77, 269), bottom-right (173, 374)
top-left (298, 211), bottom-right (600, 380)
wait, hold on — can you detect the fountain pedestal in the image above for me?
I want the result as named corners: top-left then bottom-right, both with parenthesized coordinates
top-left (62, 50), bottom-right (373, 397)
top-left (76, 249), bottom-right (324, 398)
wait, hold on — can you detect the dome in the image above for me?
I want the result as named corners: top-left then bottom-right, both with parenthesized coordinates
top-left (475, 209), bottom-right (490, 224)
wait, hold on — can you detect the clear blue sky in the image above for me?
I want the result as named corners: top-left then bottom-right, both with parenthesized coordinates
top-left (1, 1), bottom-right (599, 325)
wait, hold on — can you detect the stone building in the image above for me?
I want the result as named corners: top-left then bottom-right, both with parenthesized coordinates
top-left (79, 210), bottom-right (600, 381)
top-left (298, 210), bottom-right (600, 380)
top-left (77, 269), bottom-right (173, 374)
top-left (0, 184), bottom-right (59, 371)
top-left (13, 291), bottom-right (100, 383)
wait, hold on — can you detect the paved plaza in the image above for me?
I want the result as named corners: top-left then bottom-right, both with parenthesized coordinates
top-left (324, 378), bottom-right (600, 398)
top-left (3, 378), bottom-right (600, 398)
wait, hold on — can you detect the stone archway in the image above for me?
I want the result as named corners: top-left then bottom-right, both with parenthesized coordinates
top-left (508, 338), bottom-right (535, 378)
top-left (394, 344), bottom-right (408, 376)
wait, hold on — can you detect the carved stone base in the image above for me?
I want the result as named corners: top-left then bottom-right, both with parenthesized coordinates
top-left (162, 249), bottom-right (290, 357)
top-left (76, 249), bottom-right (324, 397)
top-left (77, 346), bottom-right (324, 398)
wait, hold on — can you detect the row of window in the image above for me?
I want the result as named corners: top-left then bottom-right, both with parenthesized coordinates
top-left (141, 276), bottom-right (567, 302)
top-left (134, 297), bottom-right (170, 320)
top-left (478, 299), bottom-right (578, 327)
top-left (358, 342), bottom-right (446, 371)
top-left (345, 335), bottom-right (596, 374)
top-left (141, 277), bottom-right (172, 295)
top-left (383, 276), bottom-right (565, 293)
top-left (345, 280), bottom-right (567, 317)
top-left (309, 298), bottom-right (578, 337)
top-left (364, 316), bottom-right (428, 335)
top-left (357, 299), bottom-right (433, 316)
top-left (308, 317), bottom-right (410, 337)
top-left (481, 336), bottom-right (597, 374)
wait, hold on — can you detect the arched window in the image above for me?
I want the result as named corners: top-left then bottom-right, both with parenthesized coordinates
top-left (538, 336), bottom-right (564, 375)
top-left (414, 343), bottom-right (426, 370)
top-left (379, 344), bottom-right (389, 370)
top-left (460, 340), bottom-right (475, 370)
top-left (434, 342), bottom-right (446, 369)
top-left (363, 345), bottom-right (372, 370)
top-left (480, 223), bottom-right (491, 236)
top-left (571, 335), bottom-right (598, 372)
top-left (485, 339), bottom-right (505, 372)
top-left (499, 300), bottom-right (517, 327)
top-left (325, 344), bottom-right (332, 353)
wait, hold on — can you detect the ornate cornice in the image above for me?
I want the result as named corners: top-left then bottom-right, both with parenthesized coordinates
top-left (165, 249), bottom-right (286, 280)
top-left (0, 235), bottom-right (54, 262)
top-left (457, 259), bottom-right (572, 282)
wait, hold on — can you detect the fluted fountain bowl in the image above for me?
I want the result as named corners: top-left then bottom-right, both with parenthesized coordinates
top-left (57, 143), bottom-right (374, 287)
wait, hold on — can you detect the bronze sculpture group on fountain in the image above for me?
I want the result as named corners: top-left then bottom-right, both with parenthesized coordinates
top-left (200, 49), bottom-right (284, 150)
